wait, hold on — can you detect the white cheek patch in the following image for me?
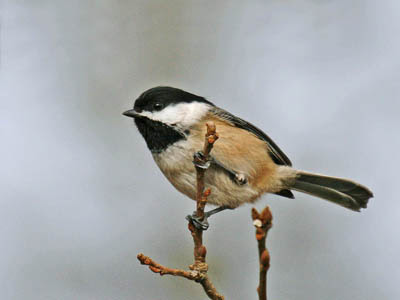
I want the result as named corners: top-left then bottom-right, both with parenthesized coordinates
top-left (138, 102), bottom-right (211, 128)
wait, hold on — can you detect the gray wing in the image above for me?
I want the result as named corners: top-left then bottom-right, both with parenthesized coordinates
top-left (211, 107), bottom-right (292, 166)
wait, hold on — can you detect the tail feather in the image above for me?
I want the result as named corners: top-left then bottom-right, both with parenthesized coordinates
top-left (290, 171), bottom-right (373, 211)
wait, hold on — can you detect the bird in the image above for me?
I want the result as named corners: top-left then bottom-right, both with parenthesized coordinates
top-left (123, 86), bottom-right (373, 229)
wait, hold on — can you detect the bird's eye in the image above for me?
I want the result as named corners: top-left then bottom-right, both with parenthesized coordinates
top-left (153, 103), bottom-right (164, 111)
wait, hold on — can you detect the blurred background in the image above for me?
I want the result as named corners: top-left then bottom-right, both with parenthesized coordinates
top-left (1, 1), bottom-right (399, 299)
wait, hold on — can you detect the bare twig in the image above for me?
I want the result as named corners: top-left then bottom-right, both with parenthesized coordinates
top-left (188, 121), bottom-right (223, 300)
top-left (252, 206), bottom-right (273, 300)
top-left (137, 253), bottom-right (201, 280)
top-left (193, 122), bottom-right (219, 218)
top-left (137, 122), bottom-right (224, 300)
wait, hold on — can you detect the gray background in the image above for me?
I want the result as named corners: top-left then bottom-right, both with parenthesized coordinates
top-left (1, 1), bottom-right (399, 299)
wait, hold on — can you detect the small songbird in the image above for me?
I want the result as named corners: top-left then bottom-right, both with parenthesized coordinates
top-left (123, 86), bottom-right (373, 229)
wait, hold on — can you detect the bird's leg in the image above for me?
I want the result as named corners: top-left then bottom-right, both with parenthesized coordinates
top-left (209, 156), bottom-right (248, 185)
top-left (186, 206), bottom-right (234, 230)
top-left (193, 152), bottom-right (247, 185)
top-left (205, 205), bottom-right (233, 218)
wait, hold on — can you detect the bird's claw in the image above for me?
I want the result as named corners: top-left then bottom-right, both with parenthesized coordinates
top-left (235, 173), bottom-right (247, 185)
top-left (193, 151), bottom-right (211, 169)
top-left (186, 212), bottom-right (210, 230)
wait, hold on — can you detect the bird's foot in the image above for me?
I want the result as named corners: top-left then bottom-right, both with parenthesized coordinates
top-left (186, 206), bottom-right (233, 230)
top-left (186, 212), bottom-right (210, 230)
top-left (206, 156), bottom-right (248, 185)
top-left (193, 151), bottom-right (211, 169)
top-left (234, 173), bottom-right (247, 185)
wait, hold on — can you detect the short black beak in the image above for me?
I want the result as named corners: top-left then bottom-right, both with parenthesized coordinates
top-left (123, 109), bottom-right (139, 118)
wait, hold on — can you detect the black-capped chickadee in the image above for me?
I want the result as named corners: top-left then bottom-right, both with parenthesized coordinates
top-left (123, 86), bottom-right (373, 228)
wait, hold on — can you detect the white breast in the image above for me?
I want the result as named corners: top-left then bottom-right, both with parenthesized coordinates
top-left (152, 138), bottom-right (199, 199)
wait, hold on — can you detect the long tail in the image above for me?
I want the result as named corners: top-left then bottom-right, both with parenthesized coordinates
top-left (288, 170), bottom-right (373, 211)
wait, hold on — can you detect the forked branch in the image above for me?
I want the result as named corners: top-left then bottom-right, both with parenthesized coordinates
top-left (137, 122), bottom-right (224, 300)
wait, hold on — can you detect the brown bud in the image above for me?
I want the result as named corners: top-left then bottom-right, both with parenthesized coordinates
top-left (206, 122), bottom-right (216, 133)
top-left (260, 250), bottom-right (270, 268)
top-left (149, 266), bottom-right (160, 273)
top-left (188, 222), bottom-right (195, 233)
top-left (251, 208), bottom-right (260, 220)
top-left (197, 245), bottom-right (207, 258)
top-left (256, 231), bottom-right (265, 241)
top-left (204, 188), bottom-right (212, 197)
top-left (260, 206), bottom-right (272, 223)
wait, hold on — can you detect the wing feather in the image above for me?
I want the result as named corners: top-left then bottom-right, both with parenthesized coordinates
top-left (211, 107), bottom-right (292, 166)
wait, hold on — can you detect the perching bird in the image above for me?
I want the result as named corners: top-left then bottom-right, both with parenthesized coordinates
top-left (123, 86), bottom-right (373, 229)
